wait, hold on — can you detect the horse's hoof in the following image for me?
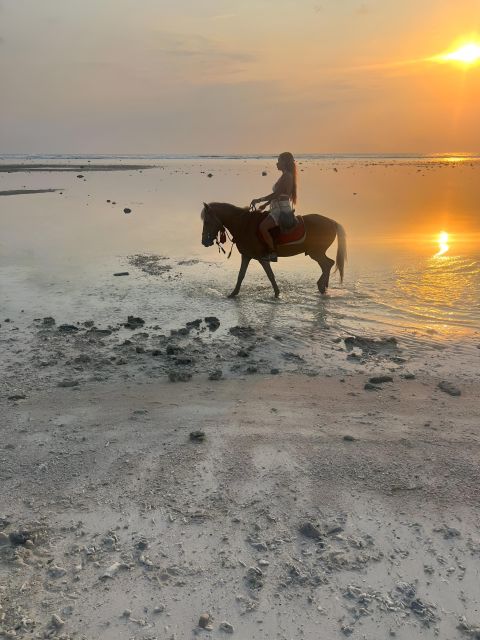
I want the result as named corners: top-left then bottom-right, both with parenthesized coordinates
top-left (228, 291), bottom-right (238, 298)
top-left (274, 292), bottom-right (280, 298)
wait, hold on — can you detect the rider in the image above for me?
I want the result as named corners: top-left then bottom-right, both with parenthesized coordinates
top-left (250, 151), bottom-right (297, 262)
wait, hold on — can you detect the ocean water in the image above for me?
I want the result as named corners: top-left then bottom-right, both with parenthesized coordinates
top-left (1, 155), bottom-right (479, 361)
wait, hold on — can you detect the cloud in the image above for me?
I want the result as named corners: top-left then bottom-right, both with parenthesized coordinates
top-left (153, 31), bottom-right (255, 63)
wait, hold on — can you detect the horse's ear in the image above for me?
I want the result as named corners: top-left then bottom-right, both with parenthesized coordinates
top-left (203, 202), bottom-right (210, 211)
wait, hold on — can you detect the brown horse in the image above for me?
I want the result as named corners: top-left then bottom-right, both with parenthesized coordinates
top-left (201, 202), bottom-right (346, 298)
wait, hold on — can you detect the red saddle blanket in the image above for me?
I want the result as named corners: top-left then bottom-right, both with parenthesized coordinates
top-left (257, 215), bottom-right (306, 247)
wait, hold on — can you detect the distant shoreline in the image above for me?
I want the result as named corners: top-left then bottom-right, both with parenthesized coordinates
top-left (0, 188), bottom-right (62, 196)
top-left (0, 164), bottom-right (152, 173)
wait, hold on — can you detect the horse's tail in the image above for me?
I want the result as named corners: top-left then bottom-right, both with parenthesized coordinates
top-left (335, 223), bottom-right (347, 283)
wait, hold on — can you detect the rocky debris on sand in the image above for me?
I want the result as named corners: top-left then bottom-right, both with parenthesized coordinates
top-left (434, 524), bottom-right (461, 539)
top-left (299, 522), bottom-right (323, 540)
top-left (245, 566), bottom-right (264, 590)
top-left (458, 616), bottom-right (480, 638)
top-left (219, 621), bottom-right (235, 633)
top-left (114, 271), bottom-right (129, 276)
top-left (168, 371), bottom-right (192, 382)
top-left (128, 254), bottom-right (172, 276)
top-left (270, 368), bottom-right (280, 375)
top-left (205, 316), bottom-right (220, 331)
top-left (58, 324), bottom-right (79, 333)
top-left (7, 394), bottom-right (26, 401)
top-left (229, 326), bottom-right (255, 339)
top-left (438, 380), bottom-right (461, 396)
top-left (123, 208), bottom-right (132, 214)
top-left (99, 561), bottom-right (129, 580)
top-left (48, 565), bottom-right (67, 578)
top-left (344, 336), bottom-right (398, 355)
top-left (394, 582), bottom-right (437, 624)
top-left (51, 614), bottom-right (65, 629)
top-left (364, 383), bottom-right (380, 391)
top-left (42, 316), bottom-right (56, 326)
top-left (343, 435), bottom-right (356, 442)
top-left (369, 375), bottom-right (393, 384)
top-left (198, 613), bottom-right (212, 629)
top-left (124, 316), bottom-right (145, 330)
top-left (208, 369), bottom-right (223, 381)
top-left (190, 430), bottom-right (205, 442)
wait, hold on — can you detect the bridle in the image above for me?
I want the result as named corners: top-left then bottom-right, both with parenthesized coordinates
top-left (203, 205), bottom-right (235, 258)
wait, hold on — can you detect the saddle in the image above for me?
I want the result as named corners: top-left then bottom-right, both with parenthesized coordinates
top-left (257, 214), bottom-right (306, 247)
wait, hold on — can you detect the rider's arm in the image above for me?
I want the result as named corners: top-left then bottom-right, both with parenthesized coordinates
top-left (252, 174), bottom-right (293, 204)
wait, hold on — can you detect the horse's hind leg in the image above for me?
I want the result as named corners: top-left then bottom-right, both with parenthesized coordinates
top-left (313, 253), bottom-right (335, 294)
top-left (228, 255), bottom-right (251, 298)
top-left (259, 259), bottom-right (280, 298)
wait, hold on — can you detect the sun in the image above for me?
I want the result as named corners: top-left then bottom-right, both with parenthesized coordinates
top-left (436, 42), bottom-right (480, 65)
top-left (434, 231), bottom-right (449, 257)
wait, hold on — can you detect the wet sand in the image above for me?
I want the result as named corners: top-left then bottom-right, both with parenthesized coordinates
top-left (1, 373), bottom-right (480, 639)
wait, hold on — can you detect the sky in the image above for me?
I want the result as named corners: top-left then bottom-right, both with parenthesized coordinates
top-left (1, 0), bottom-right (480, 154)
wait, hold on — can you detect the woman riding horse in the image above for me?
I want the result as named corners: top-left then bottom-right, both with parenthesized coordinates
top-left (250, 151), bottom-right (297, 262)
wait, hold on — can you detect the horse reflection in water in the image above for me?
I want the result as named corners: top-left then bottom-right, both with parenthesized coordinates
top-left (201, 202), bottom-right (347, 298)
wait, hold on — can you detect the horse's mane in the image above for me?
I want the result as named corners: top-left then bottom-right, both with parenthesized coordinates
top-left (201, 202), bottom-right (248, 220)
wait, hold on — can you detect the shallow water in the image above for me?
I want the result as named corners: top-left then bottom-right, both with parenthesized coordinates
top-left (1, 156), bottom-right (479, 358)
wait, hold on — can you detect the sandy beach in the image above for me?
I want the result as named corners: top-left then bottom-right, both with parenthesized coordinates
top-left (1, 157), bottom-right (480, 639)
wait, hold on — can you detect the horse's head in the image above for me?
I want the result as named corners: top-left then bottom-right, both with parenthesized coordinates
top-left (201, 202), bottom-right (223, 247)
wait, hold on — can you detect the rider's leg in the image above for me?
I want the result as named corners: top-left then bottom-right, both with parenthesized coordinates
top-left (259, 216), bottom-right (277, 252)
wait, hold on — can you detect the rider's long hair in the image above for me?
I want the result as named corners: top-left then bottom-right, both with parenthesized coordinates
top-left (279, 151), bottom-right (297, 205)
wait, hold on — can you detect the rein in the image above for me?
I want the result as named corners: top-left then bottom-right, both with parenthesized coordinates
top-left (208, 209), bottom-right (235, 259)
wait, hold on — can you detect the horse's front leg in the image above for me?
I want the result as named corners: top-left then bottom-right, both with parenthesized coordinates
top-left (259, 259), bottom-right (280, 298)
top-left (228, 255), bottom-right (251, 298)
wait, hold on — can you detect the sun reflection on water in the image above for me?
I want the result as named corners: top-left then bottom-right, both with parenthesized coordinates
top-left (434, 231), bottom-right (449, 257)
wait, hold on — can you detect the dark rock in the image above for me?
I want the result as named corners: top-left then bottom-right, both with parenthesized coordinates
top-left (207, 173), bottom-right (213, 178)
top-left (343, 435), bottom-right (355, 441)
top-left (369, 375), bottom-right (393, 384)
top-left (190, 430), bottom-right (206, 442)
top-left (186, 319), bottom-right (202, 329)
top-left (262, 171), bottom-right (267, 176)
top-left (237, 349), bottom-right (249, 357)
top-left (198, 613), bottom-right (211, 629)
top-left (364, 383), bottom-right (380, 391)
top-left (123, 208), bottom-right (132, 214)
top-left (124, 316), bottom-right (145, 330)
top-left (114, 272), bottom-right (129, 276)
top-left (270, 368), bottom-right (280, 375)
top-left (246, 366), bottom-right (258, 374)
top-left (9, 530), bottom-right (32, 546)
top-left (299, 522), bottom-right (323, 540)
top-left (229, 325), bottom-right (255, 339)
top-left (208, 369), bottom-right (223, 381)
top-left (76, 174), bottom-right (84, 178)
top-left (166, 345), bottom-right (183, 355)
top-left (402, 373), bottom-right (416, 379)
top-left (245, 566), bottom-right (264, 590)
top-left (205, 316), bottom-right (220, 331)
top-left (151, 350), bottom-right (162, 357)
top-left (8, 394), bottom-right (26, 401)
top-left (42, 316), bottom-right (56, 326)
top-left (58, 324), bottom-right (79, 333)
top-left (176, 357), bottom-right (193, 365)
top-left (136, 346), bottom-right (145, 354)
top-left (438, 381), bottom-right (461, 396)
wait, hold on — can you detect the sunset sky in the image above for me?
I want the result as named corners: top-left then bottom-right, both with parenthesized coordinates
top-left (1, 0), bottom-right (480, 154)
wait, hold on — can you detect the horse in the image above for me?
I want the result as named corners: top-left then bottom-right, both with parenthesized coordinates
top-left (201, 202), bottom-right (347, 298)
